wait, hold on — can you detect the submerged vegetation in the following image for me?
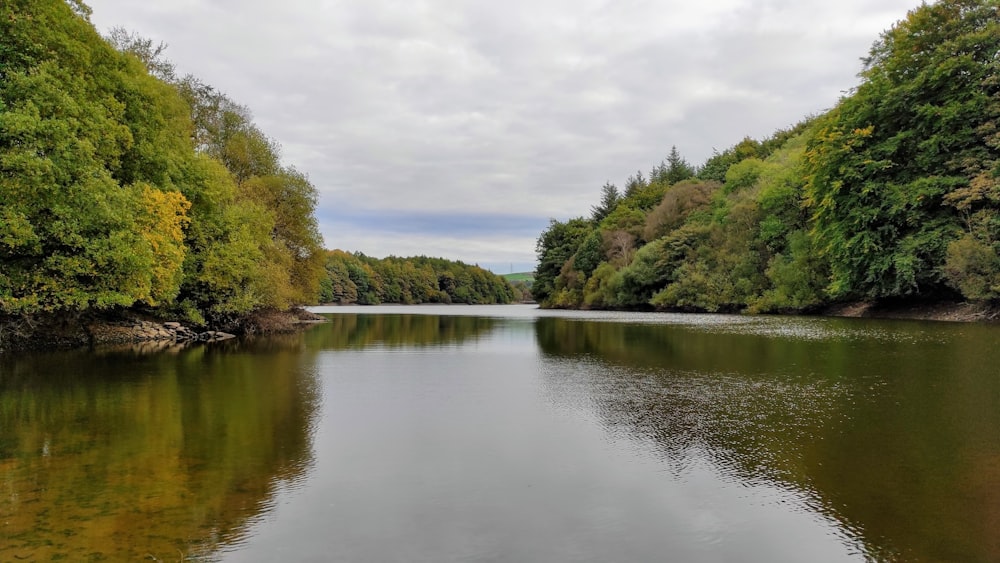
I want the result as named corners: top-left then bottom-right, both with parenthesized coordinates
top-left (535, 0), bottom-right (1000, 313)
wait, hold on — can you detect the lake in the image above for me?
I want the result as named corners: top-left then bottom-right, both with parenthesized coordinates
top-left (1, 304), bottom-right (998, 561)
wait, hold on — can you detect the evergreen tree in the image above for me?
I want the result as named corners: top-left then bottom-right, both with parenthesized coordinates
top-left (663, 146), bottom-right (696, 185)
top-left (590, 182), bottom-right (621, 223)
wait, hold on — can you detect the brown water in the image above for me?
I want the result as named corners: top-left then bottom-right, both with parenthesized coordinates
top-left (1, 305), bottom-right (998, 561)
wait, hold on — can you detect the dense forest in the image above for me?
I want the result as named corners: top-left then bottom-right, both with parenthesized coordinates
top-left (0, 1), bottom-right (521, 342)
top-left (0, 1), bottom-right (325, 327)
top-left (4, 0), bottom-right (996, 338)
top-left (535, 0), bottom-right (1000, 313)
top-left (320, 251), bottom-right (522, 305)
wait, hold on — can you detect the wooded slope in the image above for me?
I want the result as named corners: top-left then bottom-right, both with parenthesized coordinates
top-left (1, 1), bottom-right (325, 325)
top-left (535, 0), bottom-right (1000, 312)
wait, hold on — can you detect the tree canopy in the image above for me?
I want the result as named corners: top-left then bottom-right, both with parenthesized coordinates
top-left (0, 0), bottom-right (325, 324)
top-left (319, 251), bottom-right (518, 305)
top-left (535, 0), bottom-right (1000, 311)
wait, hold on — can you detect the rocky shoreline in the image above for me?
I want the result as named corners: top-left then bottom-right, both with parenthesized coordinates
top-left (3, 300), bottom-right (995, 355)
top-left (0, 308), bottom-right (326, 354)
top-left (820, 300), bottom-right (1000, 323)
top-left (85, 318), bottom-right (237, 345)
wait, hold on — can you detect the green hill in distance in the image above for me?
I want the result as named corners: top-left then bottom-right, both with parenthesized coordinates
top-left (503, 272), bottom-right (535, 285)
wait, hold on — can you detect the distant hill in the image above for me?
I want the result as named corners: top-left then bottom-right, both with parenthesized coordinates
top-left (503, 272), bottom-right (534, 286)
top-left (320, 251), bottom-right (517, 304)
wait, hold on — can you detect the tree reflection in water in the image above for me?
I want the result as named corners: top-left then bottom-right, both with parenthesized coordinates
top-left (0, 313), bottom-right (498, 560)
top-left (534, 316), bottom-right (1000, 562)
top-left (0, 339), bottom-right (320, 561)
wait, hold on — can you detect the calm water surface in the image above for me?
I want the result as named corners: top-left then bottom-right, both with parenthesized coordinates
top-left (1, 305), bottom-right (998, 561)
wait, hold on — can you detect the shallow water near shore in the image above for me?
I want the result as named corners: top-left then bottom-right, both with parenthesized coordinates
top-left (1, 304), bottom-right (998, 561)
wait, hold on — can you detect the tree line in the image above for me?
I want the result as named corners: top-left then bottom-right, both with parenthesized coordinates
top-left (320, 251), bottom-right (521, 305)
top-left (1, 1), bottom-right (324, 326)
top-left (535, 0), bottom-right (999, 312)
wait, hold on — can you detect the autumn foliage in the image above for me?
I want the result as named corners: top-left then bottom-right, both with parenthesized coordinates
top-left (0, 1), bottom-right (325, 324)
top-left (536, 0), bottom-right (1000, 311)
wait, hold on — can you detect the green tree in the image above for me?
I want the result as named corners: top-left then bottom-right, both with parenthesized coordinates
top-left (0, 1), bottom-right (192, 313)
top-left (317, 252), bottom-right (514, 305)
top-left (241, 168), bottom-right (325, 304)
top-left (623, 170), bottom-right (647, 198)
top-left (804, 0), bottom-right (1000, 299)
top-left (534, 218), bottom-right (592, 305)
top-left (105, 26), bottom-right (176, 81)
top-left (590, 182), bottom-right (621, 223)
top-left (0, 0), bottom-right (327, 325)
top-left (572, 230), bottom-right (604, 278)
top-left (643, 179), bottom-right (719, 241)
top-left (662, 145), bottom-right (696, 185)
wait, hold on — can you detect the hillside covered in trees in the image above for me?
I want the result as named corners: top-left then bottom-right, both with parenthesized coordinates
top-left (0, 1), bottom-right (324, 330)
top-left (535, 0), bottom-right (1000, 314)
top-left (0, 1), bottom-right (523, 351)
top-left (320, 251), bottom-right (522, 305)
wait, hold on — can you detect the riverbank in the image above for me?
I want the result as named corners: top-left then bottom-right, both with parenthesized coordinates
top-left (0, 308), bottom-right (326, 354)
top-left (820, 300), bottom-right (1000, 323)
top-left (544, 299), bottom-right (1000, 323)
top-left (5, 299), bottom-right (994, 355)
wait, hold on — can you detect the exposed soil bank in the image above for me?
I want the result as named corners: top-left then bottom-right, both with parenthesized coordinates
top-left (0, 308), bottom-right (326, 355)
top-left (820, 300), bottom-right (1000, 323)
top-left (550, 299), bottom-right (1000, 323)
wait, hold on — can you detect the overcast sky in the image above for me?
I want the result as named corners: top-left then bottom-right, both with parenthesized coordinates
top-left (87, 0), bottom-right (918, 273)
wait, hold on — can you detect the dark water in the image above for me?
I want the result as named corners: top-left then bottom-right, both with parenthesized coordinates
top-left (1, 305), bottom-right (998, 562)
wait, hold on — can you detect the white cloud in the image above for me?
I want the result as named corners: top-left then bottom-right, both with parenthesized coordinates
top-left (321, 225), bottom-right (539, 267)
top-left (86, 0), bottom-right (918, 266)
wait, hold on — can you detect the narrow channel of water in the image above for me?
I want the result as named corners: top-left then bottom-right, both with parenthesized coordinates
top-left (1, 305), bottom-right (997, 561)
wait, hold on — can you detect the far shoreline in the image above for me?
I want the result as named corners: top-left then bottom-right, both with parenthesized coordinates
top-left (312, 299), bottom-right (1000, 324)
top-left (3, 299), bottom-right (996, 356)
